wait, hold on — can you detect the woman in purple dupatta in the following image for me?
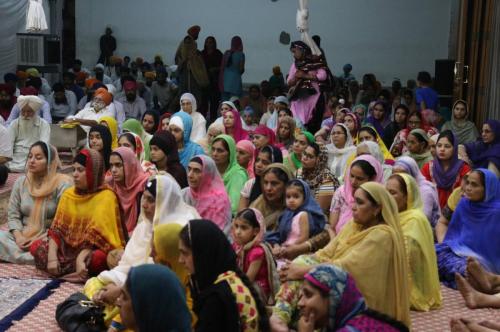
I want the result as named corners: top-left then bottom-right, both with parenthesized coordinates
top-left (435, 168), bottom-right (500, 289)
top-left (296, 264), bottom-right (408, 332)
top-left (365, 100), bottom-right (391, 137)
top-left (462, 120), bottom-right (500, 177)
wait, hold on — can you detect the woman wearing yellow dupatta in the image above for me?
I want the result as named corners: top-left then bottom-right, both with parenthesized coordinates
top-left (153, 223), bottom-right (196, 325)
top-left (387, 173), bottom-right (442, 311)
top-left (31, 149), bottom-right (125, 281)
top-left (99, 116), bottom-right (119, 149)
top-left (271, 182), bottom-right (411, 330)
top-left (356, 125), bottom-right (394, 163)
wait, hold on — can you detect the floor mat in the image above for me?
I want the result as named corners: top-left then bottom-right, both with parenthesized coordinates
top-left (411, 285), bottom-right (500, 331)
top-left (0, 278), bottom-right (60, 330)
top-left (6, 282), bottom-right (81, 332)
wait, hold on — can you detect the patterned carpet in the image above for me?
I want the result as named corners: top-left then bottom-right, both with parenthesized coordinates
top-left (0, 260), bottom-right (498, 331)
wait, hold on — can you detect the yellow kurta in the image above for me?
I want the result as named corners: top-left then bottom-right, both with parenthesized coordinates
top-left (397, 173), bottom-right (442, 311)
top-left (315, 182), bottom-right (411, 327)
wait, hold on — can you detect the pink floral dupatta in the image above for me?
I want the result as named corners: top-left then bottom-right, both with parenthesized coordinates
top-left (187, 155), bottom-right (232, 233)
top-left (335, 154), bottom-right (383, 233)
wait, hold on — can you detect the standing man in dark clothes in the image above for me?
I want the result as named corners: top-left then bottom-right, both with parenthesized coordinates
top-left (98, 27), bottom-right (117, 67)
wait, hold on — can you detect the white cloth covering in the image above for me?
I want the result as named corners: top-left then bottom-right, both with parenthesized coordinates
top-left (26, 0), bottom-right (47, 32)
top-left (97, 174), bottom-right (200, 287)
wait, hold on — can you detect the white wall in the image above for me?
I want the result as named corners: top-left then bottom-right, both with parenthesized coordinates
top-left (76, 0), bottom-right (452, 85)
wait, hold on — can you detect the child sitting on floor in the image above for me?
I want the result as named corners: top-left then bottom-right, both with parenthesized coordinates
top-left (232, 208), bottom-right (278, 304)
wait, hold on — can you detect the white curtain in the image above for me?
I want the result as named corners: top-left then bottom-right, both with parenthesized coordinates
top-left (0, 0), bottom-right (29, 80)
top-left (486, 0), bottom-right (500, 120)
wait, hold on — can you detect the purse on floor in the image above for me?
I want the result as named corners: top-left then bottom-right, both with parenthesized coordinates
top-left (55, 292), bottom-right (106, 332)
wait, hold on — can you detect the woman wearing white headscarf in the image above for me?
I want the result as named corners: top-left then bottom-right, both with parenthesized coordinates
top-left (355, 141), bottom-right (393, 182)
top-left (326, 123), bottom-right (356, 183)
top-left (83, 174), bottom-right (200, 323)
top-left (8, 96), bottom-right (50, 172)
top-left (179, 92), bottom-right (206, 142)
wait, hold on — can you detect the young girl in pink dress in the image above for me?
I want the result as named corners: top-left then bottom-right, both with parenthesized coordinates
top-left (232, 208), bottom-right (277, 303)
top-left (266, 179), bottom-right (326, 268)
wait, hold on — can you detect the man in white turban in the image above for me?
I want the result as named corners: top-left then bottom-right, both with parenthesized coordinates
top-left (8, 96), bottom-right (50, 172)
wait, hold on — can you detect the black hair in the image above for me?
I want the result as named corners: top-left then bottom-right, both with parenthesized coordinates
top-left (145, 178), bottom-right (157, 198)
top-left (417, 71), bottom-right (432, 84)
top-left (190, 156), bottom-right (203, 165)
top-left (278, 109), bottom-right (293, 117)
top-left (30, 141), bottom-right (49, 160)
top-left (388, 174), bottom-right (408, 197)
top-left (359, 126), bottom-right (377, 140)
top-left (179, 222), bottom-right (270, 332)
top-left (26, 77), bottom-right (42, 90)
top-left (471, 170), bottom-right (486, 188)
top-left (333, 123), bottom-right (348, 137)
top-left (0, 165), bottom-right (8, 186)
top-left (437, 129), bottom-right (455, 147)
top-left (307, 141), bottom-right (320, 157)
top-left (73, 59), bottom-right (82, 66)
top-left (378, 89), bottom-right (391, 100)
top-left (119, 133), bottom-right (137, 150)
top-left (263, 166), bottom-right (290, 185)
top-left (363, 309), bottom-right (409, 331)
top-left (73, 152), bottom-right (87, 167)
top-left (286, 179), bottom-right (305, 195)
top-left (52, 82), bottom-right (65, 93)
top-left (351, 159), bottom-right (377, 179)
top-left (394, 104), bottom-right (410, 116)
top-left (212, 137), bottom-right (229, 153)
top-left (312, 35), bottom-right (321, 47)
top-left (235, 208), bottom-right (260, 229)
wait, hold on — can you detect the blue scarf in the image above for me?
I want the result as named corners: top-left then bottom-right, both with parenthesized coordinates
top-left (127, 264), bottom-right (191, 332)
top-left (174, 110), bottom-right (205, 167)
top-left (442, 169), bottom-right (500, 273)
top-left (266, 179), bottom-right (326, 244)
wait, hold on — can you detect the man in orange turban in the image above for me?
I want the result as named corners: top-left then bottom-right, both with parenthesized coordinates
top-left (66, 87), bottom-right (117, 132)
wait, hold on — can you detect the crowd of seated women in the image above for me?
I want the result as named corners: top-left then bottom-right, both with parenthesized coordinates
top-left (1, 62), bottom-right (500, 332)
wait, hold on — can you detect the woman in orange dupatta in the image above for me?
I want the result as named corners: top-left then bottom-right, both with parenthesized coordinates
top-left (31, 149), bottom-right (125, 281)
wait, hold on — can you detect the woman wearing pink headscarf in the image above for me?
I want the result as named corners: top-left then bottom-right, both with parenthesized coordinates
top-left (236, 140), bottom-right (255, 178)
top-left (252, 125), bottom-right (276, 150)
top-left (329, 154), bottom-right (383, 235)
top-left (182, 155), bottom-right (232, 235)
top-left (223, 107), bottom-right (248, 143)
top-left (107, 147), bottom-right (150, 235)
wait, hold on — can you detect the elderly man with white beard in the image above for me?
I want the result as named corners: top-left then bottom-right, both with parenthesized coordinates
top-left (8, 96), bottom-right (50, 172)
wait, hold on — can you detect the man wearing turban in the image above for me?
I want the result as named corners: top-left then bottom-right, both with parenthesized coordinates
top-left (69, 87), bottom-right (117, 133)
top-left (118, 80), bottom-right (147, 120)
top-left (174, 25), bottom-right (209, 105)
top-left (8, 96), bottom-right (51, 172)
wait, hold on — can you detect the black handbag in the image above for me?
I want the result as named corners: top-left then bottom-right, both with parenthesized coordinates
top-left (55, 292), bottom-right (106, 332)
